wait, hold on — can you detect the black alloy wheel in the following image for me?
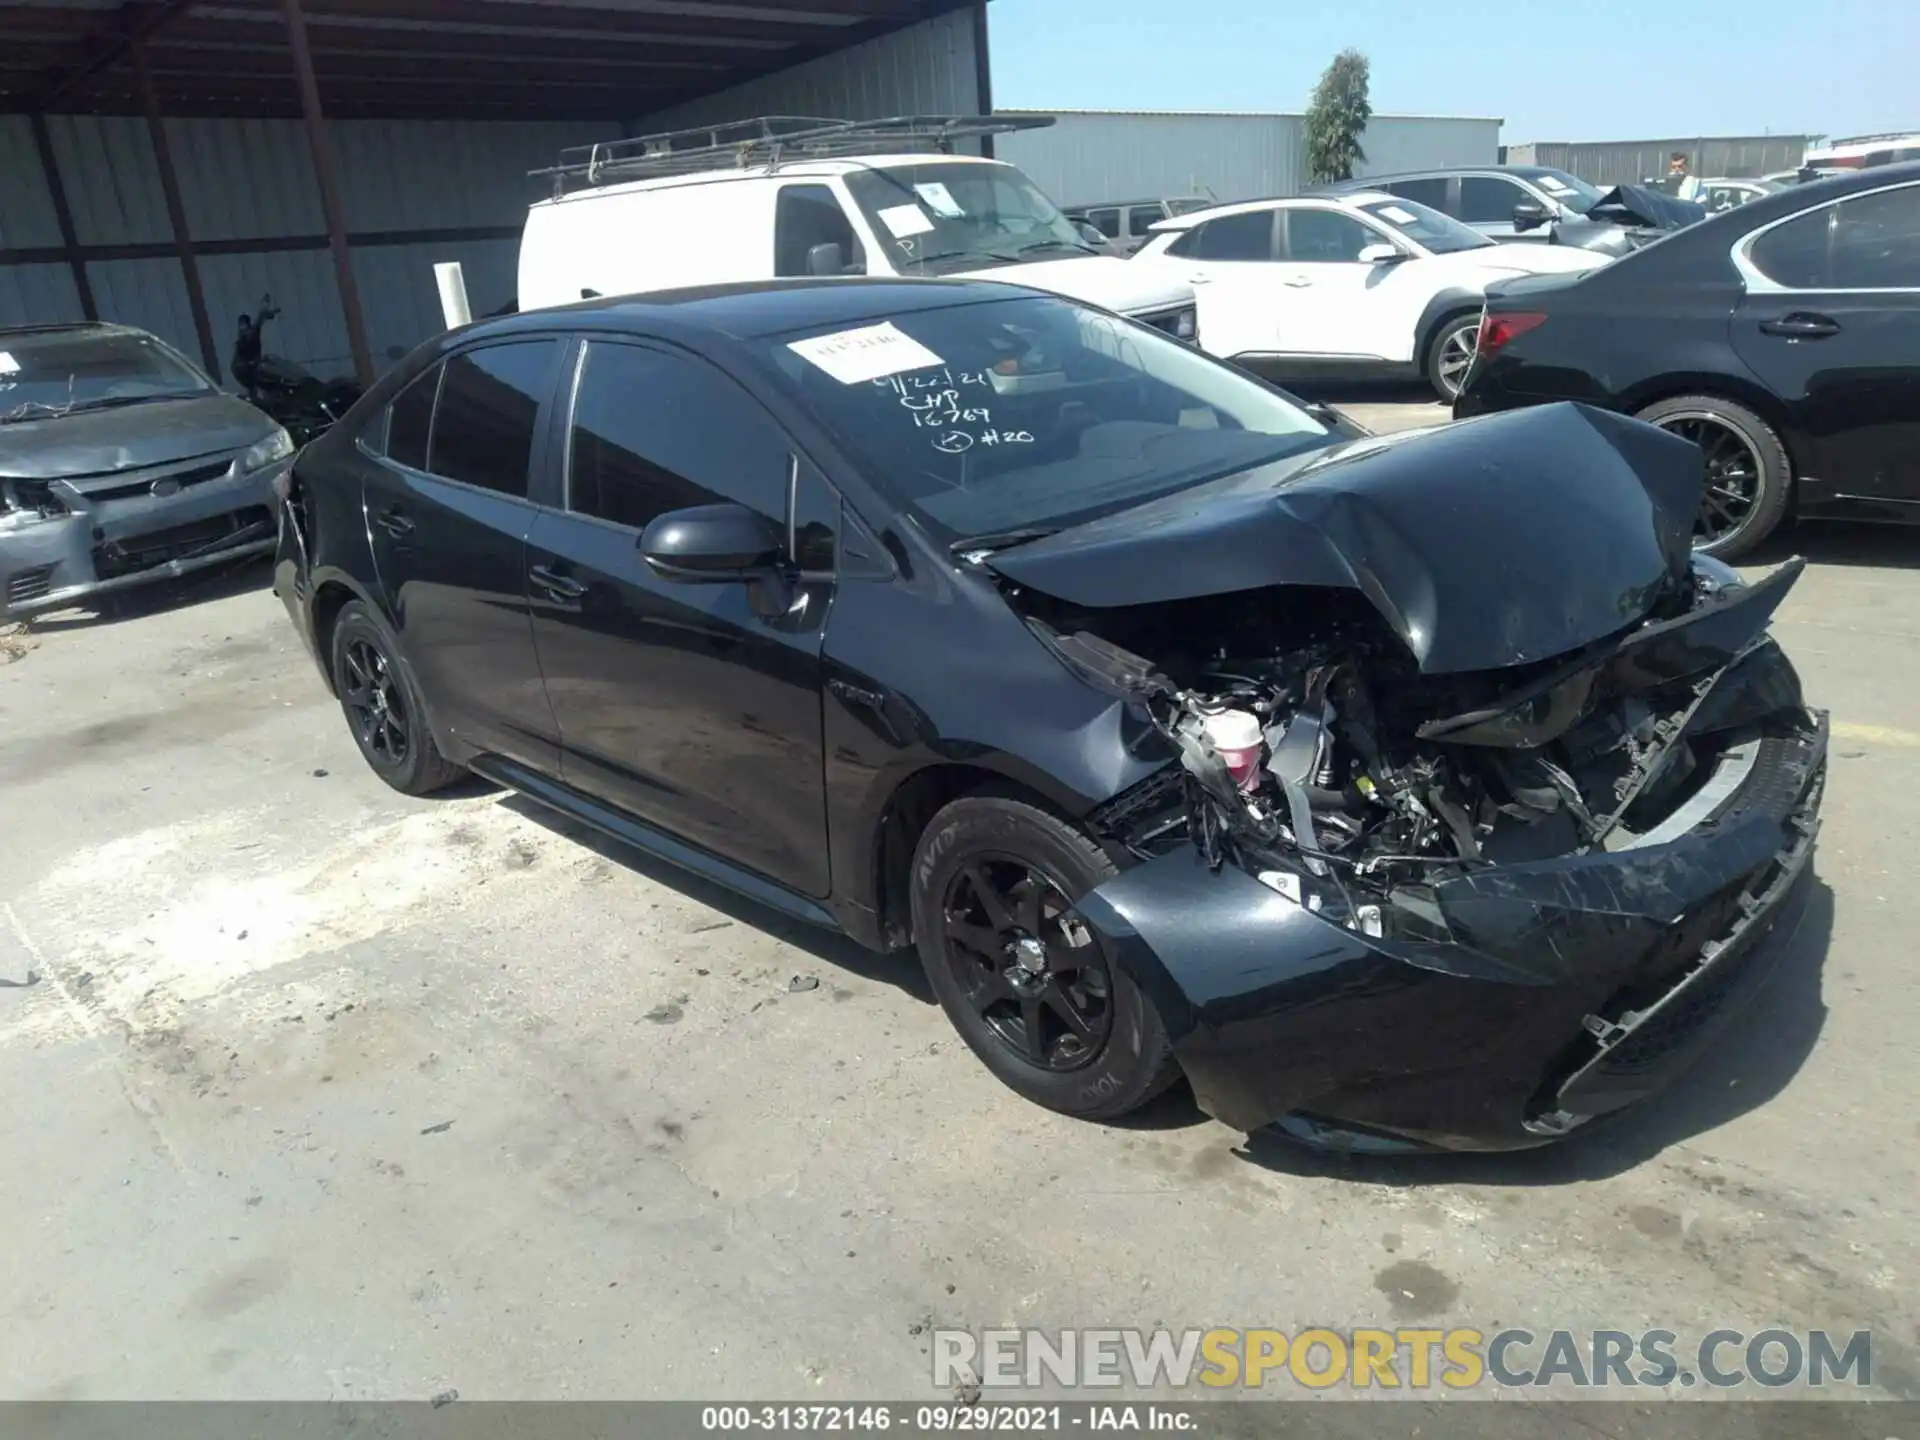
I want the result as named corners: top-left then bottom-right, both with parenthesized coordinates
top-left (940, 855), bottom-right (1114, 1072)
top-left (910, 794), bottom-right (1180, 1120)
top-left (341, 636), bottom-right (410, 768)
top-left (1634, 394), bottom-right (1793, 560)
top-left (329, 600), bottom-right (464, 796)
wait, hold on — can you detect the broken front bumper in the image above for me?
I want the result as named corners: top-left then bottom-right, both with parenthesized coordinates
top-left (0, 457), bottom-right (287, 619)
top-left (1075, 711), bottom-right (1827, 1152)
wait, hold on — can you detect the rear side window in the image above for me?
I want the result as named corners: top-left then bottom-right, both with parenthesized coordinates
top-left (775, 185), bottom-right (865, 277)
top-left (1387, 177), bottom-right (1450, 210)
top-left (385, 367), bottom-right (438, 470)
top-left (1280, 209), bottom-right (1376, 262)
top-left (426, 341), bottom-right (559, 498)
top-left (1750, 185), bottom-right (1920, 289)
top-left (567, 341), bottom-right (790, 530)
top-left (1171, 211), bottom-right (1274, 260)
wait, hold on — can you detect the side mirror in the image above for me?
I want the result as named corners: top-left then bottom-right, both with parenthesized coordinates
top-left (641, 503), bottom-right (783, 582)
top-left (1357, 243), bottom-right (1405, 265)
top-left (1512, 203), bottom-right (1550, 231)
top-left (807, 242), bottom-right (854, 277)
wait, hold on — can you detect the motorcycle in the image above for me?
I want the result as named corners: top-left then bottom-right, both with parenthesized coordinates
top-left (230, 294), bottom-right (363, 446)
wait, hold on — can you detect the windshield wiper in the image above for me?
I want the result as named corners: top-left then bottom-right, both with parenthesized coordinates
top-left (1015, 238), bottom-right (1102, 257)
top-left (67, 394), bottom-right (180, 414)
top-left (0, 400), bottom-right (73, 425)
top-left (949, 526), bottom-right (1061, 558)
top-left (910, 248), bottom-right (1021, 270)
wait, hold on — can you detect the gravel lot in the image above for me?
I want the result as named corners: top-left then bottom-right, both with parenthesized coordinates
top-left (3, 393), bottom-right (1917, 1408)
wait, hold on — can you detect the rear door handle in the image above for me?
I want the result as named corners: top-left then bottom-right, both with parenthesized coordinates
top-left (1758, 312), bottom-right (1841, 339)
top-left (1281, 275), bottom-right (1313, 288)
top-left (374, 506), bottom-right (414, 538)
top-left (530, 565), bottom-right (587, 602)
top-left (1186, 274), bottom-right (1212, 285)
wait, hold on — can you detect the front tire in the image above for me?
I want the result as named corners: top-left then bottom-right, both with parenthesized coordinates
top-left (909, 795), bottom-right (1180, 1120)
top-left (329, 601), bottom-right (464, 796)
top-left (1633, 394), bottom-right (1792, 560)
top-left (1425, 312), bottom-right (1481, 402)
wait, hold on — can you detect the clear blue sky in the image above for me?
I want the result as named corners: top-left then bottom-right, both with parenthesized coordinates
top-left (987, 0), bottom-right (1914, 142)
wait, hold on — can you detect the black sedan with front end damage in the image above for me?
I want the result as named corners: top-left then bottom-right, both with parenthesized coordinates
top-left (274, 279), bottom-right (1824, 1154)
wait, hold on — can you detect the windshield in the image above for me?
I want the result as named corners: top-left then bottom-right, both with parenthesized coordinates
top-left (0, 328), bottom-right (212, 423)
top-left (1354, 197), bottom-right (1494, 254)
top-left (762, 294), bottom-right (1335, 547)
top-left (842, 161), bottom-right (1100, 277)
top-left (1530, 168), bottom-right (1605, 214)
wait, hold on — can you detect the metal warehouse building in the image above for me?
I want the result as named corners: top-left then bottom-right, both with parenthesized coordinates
top-left (1505, 134), bottom-right (1821, 186)
top-left (994, 108), bottom-right (1504, 210)
top-left (0, 0), bottom-right (993, 385)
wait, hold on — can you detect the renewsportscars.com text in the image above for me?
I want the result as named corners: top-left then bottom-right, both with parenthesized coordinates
top-left (932, 1327), bottom-right (1874, 1391)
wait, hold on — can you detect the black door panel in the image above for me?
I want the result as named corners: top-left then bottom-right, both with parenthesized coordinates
top-left (526, 339), bottom-right (832, 897)
top-left (363, 340), bottom-right (564, 771)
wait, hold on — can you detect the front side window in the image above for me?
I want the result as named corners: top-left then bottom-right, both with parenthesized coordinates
top-left (567, 341), bottom-right (790, 531)
top-left (1750, 185), bottom-right (1920, 289)
top-left (1125, 204), bottom-right (1169, 236)
top-left (1086, 208), bottom-right (1122, 239)
top-left (1355, 197), bottom-right (1492, 254)
top-left (426, 340), bottom-right (559, 498)
top-left (761, 294), bottom-right (1334, 547)
top-left (775, 185), bottom-right (865, 277)
top-left (841, 161), bottom-right (1096, 277)
top-left (1458, 175), bottom-right (1528, 224)
top-left (0, 328), bottom-right (212, 425)
top-left (1280, 208), bottom-right (1378, 262)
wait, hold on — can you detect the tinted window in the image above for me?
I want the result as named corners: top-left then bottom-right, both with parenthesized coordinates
top-left (567, 342), bottom-right (790, 530)
top-left (1281, 209), bottom-right (1377, 262)
top-left (1459, 175), bottom-right (1528, 223)
top-left (1125, 204), bottom-right (1168, 236)
top-left (1086, 208), bottom-right (1122, 238)
top-left (775, 185), bottom-right (864, 277)
top-left (1188, 211), bottom-right (1274, 260)
top-left (1751, 186), bottom-right (1920, 288)
top-left (1387, 177), bottom-right (1450, 209)
top-left (426, 342), bottom-right (557, 497)
top-left (387, 366), bottom-right (438, 470)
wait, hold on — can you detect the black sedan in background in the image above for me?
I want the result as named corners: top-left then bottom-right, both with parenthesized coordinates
top-left (276, 279), bottom-right (1824, 1153)
top-left (1456, 162), bottom-right (1920, 558)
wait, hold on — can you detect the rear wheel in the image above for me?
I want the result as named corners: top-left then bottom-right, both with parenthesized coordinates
top-left (1633, 394), bottom-right (1792, 560)
top-left (329, 601), bottom-right (464, 796)
top-left (1425, 313), bottom-right (1482, 401)
top-left (910, 795), bottom-right (1180, 1120)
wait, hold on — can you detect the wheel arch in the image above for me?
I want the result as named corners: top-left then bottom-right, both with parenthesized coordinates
top-left (1413, 288), bottom-right (1487, 366)
top-left (1615, 374), bottom-right (1803, 481)
top-left (865, 760), bottom-right (1088, 953)
top-left (308, 569), bottom-right (383, 696)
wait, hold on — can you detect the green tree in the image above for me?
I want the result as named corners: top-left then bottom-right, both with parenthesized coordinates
top-left (1304, 49), bottom-right (1372, 184)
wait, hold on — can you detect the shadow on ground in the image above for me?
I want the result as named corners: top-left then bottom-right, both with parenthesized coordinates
top-left (1238, 878), bottom-right (1835, 1186)
top-left (22, 555), bottom-right (273, 634)
top-left (1747, 518), bottom-right (1920, 571)
top-left (495, 789), bottom-right (935, 1006)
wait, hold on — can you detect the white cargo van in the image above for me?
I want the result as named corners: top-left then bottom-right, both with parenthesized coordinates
top-left (517, 116), bottom-right (1197, 341)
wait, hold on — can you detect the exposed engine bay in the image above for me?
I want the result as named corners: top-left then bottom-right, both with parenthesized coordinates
top-left (1023, 556), bottom-right (1811, 945)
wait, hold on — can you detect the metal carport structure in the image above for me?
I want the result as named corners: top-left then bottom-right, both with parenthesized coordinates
top-left (1, 0), bottom-right (994, 384)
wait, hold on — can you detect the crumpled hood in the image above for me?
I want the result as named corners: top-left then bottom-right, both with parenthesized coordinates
top-left (986, 402), bottom-right (1703, 675)
top-left (958, 255), bottom-right (1192, 318)
top-left (0, 392), bottom-right (278, 480)
top-left (1584, 184), bottom-right (1707, 231)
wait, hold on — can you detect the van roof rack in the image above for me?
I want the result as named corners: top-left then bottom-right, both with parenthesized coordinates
top-left (531, 113), bottom-right (1055, 194)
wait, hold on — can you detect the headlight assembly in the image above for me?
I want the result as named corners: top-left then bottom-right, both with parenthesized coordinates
top-left (241, 427), bottom-right (295, 472)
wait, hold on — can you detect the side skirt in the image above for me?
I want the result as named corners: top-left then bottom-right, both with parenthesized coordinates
top-left (469, 755), bottom-right (844, 933)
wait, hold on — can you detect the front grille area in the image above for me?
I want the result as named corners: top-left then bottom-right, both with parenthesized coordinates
top-left (81, 458), bottom-right (234, 504)
top-left (92, 505), bottom-right (272, 581)
top-left (5, 478), bottom-right (65, 515)
top-left (6, 566), bottom-right (55, 606)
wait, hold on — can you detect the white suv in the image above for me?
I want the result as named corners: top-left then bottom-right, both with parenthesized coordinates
top-left (1132, 192), bottom-right (1605, 399)
top-left (518, 116), bottom-right (1197, 341)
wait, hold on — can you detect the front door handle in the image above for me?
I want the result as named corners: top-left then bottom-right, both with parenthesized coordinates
top-left (1282, 278), bottom-right (1313, 288)
top-left (1186, 274), bottom-right (1212, 285)
top-left (374, 506), bottom-right (414, 538)
top-left (1758, 312), bottom-right (1841, 339)
top-left (530, 565), bottom-right (587, 602)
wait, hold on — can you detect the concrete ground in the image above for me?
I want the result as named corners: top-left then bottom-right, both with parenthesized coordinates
top-left (2, 394), bottom-right (1917, 1408)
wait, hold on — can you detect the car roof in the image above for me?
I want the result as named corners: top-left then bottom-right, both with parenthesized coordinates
top-left (1143, 193), bottom-right (1378, 231)
top-left (453, 278), bottom-right (1037, 345)
top-left (0, 320), bottom-right (144, 342)
top-left (541, 151), bottom-right (1007, 205)
top-left (1325, 164), bottom-right (1576, 188)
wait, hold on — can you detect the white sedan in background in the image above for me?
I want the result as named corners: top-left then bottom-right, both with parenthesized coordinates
top-left (1132, 193), bottom-right (1607, 400)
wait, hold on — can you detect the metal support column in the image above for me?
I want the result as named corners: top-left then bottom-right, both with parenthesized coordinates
top-left (972, 2), bottom-right (994, 159)
top-left (284, 0), bottom-right (375, 387)
top-left (132, 38), bottom-right (220, 378)
top-left (27, 113), bottom-right (98, 321)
